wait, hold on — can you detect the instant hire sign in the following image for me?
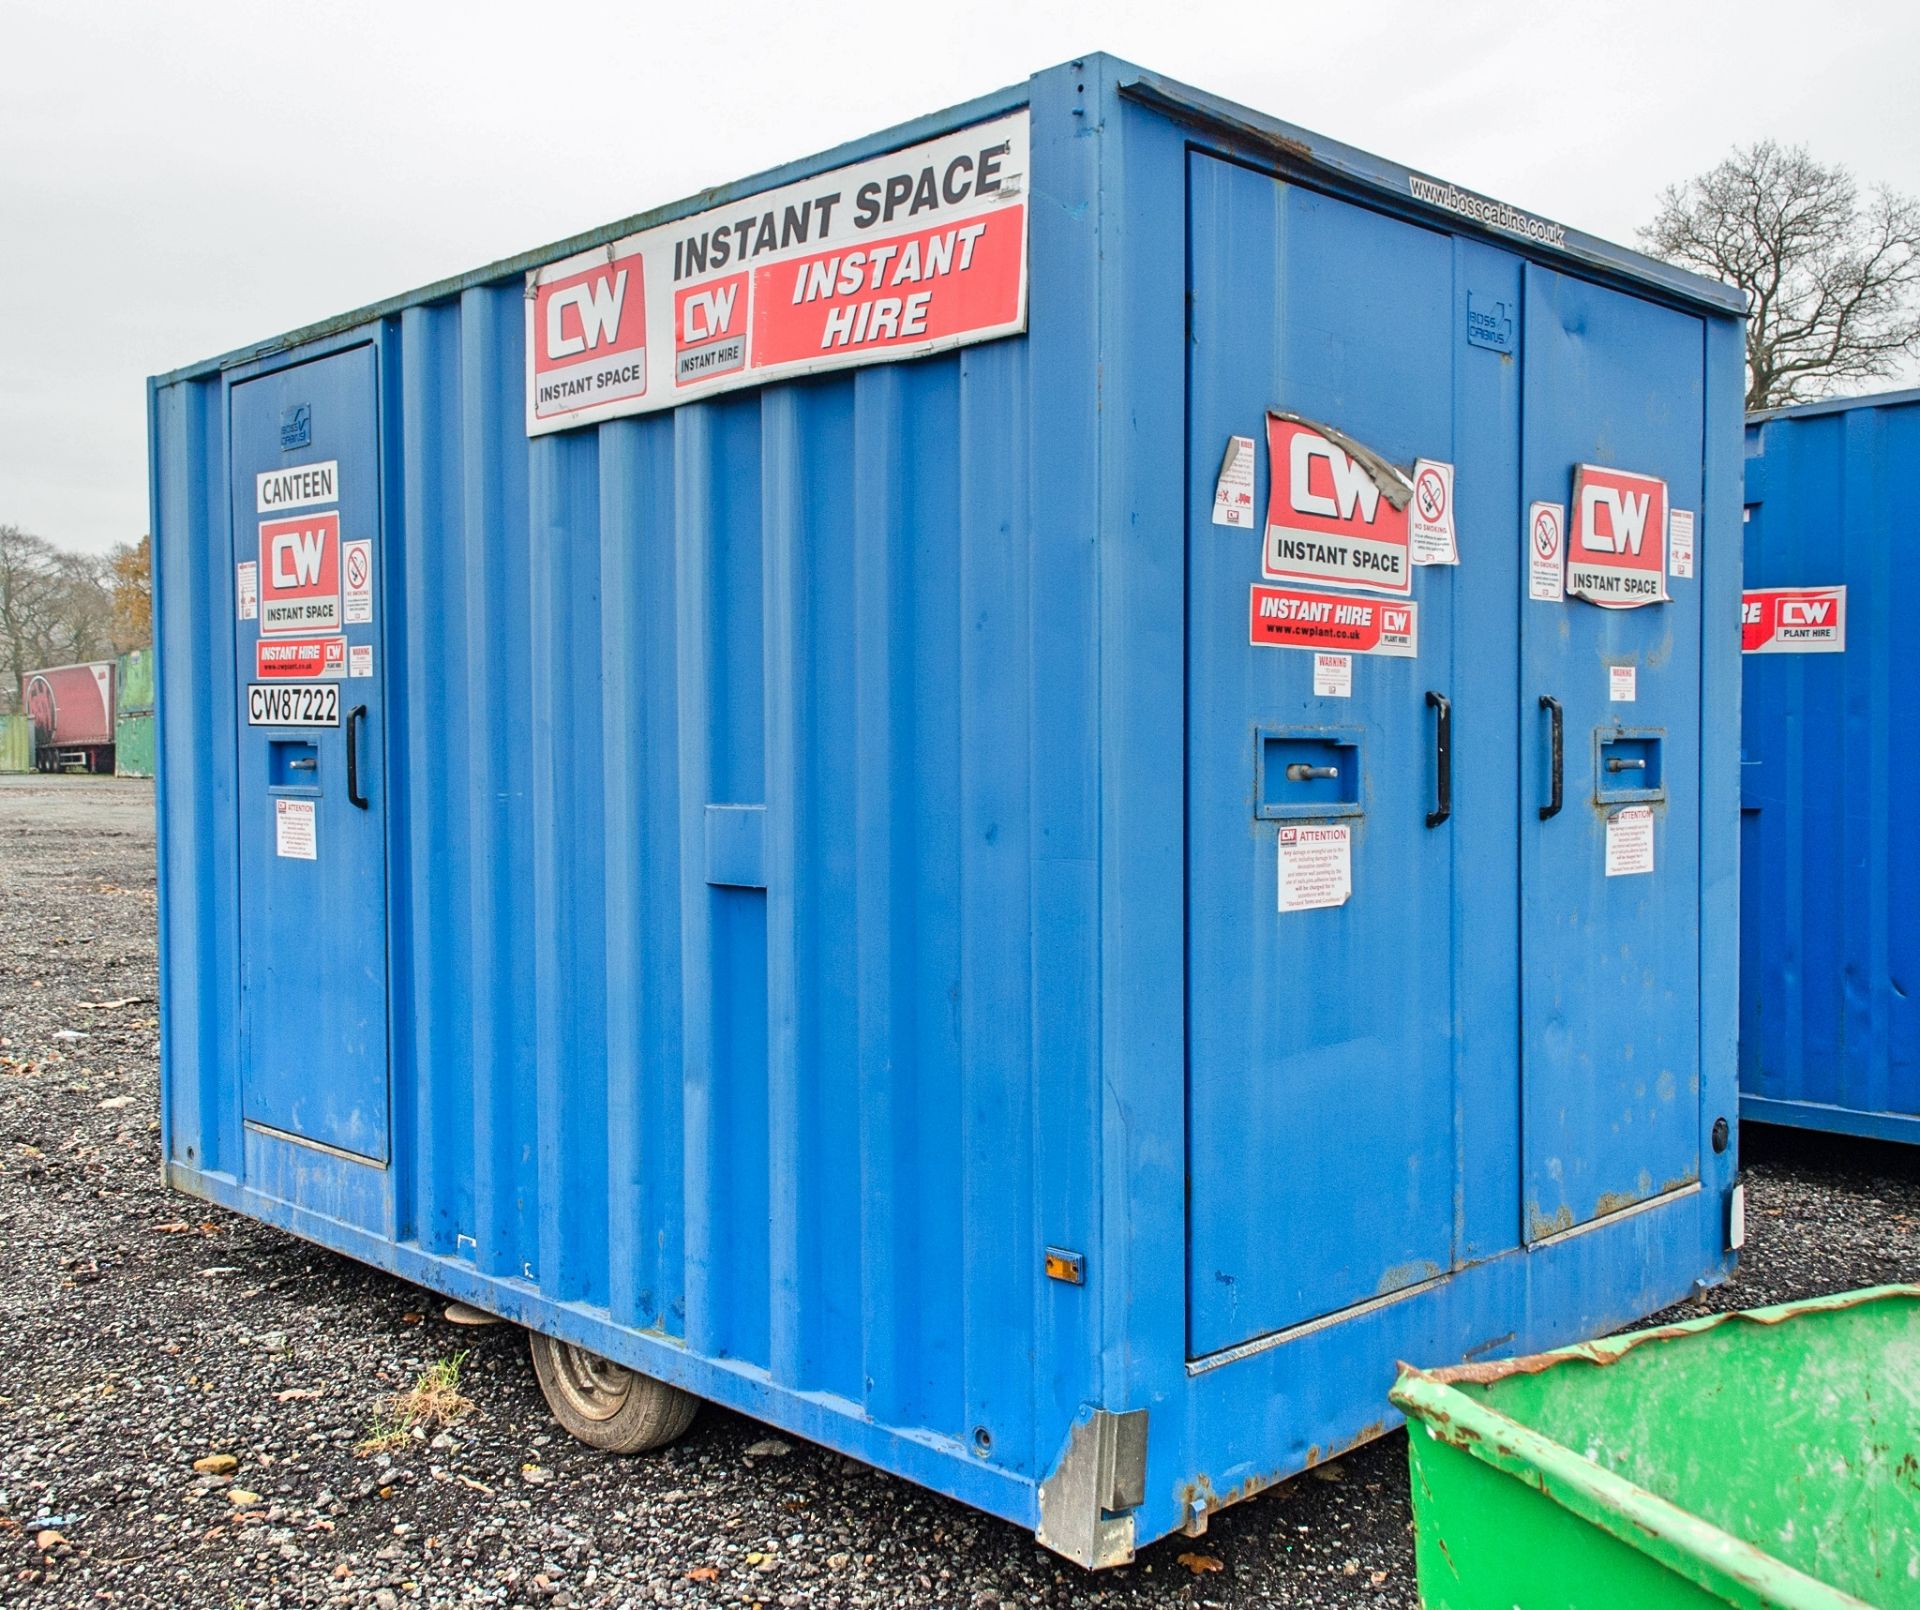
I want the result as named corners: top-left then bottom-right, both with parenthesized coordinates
top-left (525, 113), bottom-right (1030, 434)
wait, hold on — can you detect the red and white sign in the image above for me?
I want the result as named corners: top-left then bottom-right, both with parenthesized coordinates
top-left (258, 512), bottom-right (341, 635)
top-left (1742, 585), bottom-right (1847, 653)
top-left (1249, 585), bottom-right (1418, 657)
top-left (256, 636), bottom-right (347, 680)
top-left (1263, 416), bottom-right (1412, 596)
top-left (526, 111), bottom-right (1029, 434)
top-left (529, 255), bottom-right (649, 422)
top-left (674, 271), bottom-right (747, 386)
top-left (1567, 465), bottom-right (1669, 608)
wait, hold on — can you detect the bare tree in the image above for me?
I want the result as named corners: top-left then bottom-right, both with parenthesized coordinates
top-left (0, 524), bottom-right (117, 711)
top-left (1641, 142), bottom-right (1920, 411)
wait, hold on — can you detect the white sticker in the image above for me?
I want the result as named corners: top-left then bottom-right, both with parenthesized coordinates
top-left (1278, 822), bottom-right (1352, 913)
top-left (1605, 805), bottom-right (1654, 877)
top-left (1313, 653), bottom-right (1353, 697)
top-left (1610, 665), bottom-right (1637, 702)
top-left (275, 798), bottom-right (317, 861)
top-left (343, 538), bottom-right (374, 625)
top-left (1212, 435), bottom-right (1257, 528)
top-left (1527, 501), bottom-right (1565, 602)
top-left (349, 643), bottom-right (374, 678)
top-left (1409, 459), bottom-right (1459, 565)
top-left (256, 459), bottom-right (339, 515)
top-left (1668, 508), bottom-right (1695, 580)
top-left (236, 561), bottom-right (259, 621)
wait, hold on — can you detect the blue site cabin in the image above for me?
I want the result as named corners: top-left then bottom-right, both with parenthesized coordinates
top-left (149, 54), bottom-right (1746, 1564)
top-left (1741, 387), bottom-right (1920, 1145)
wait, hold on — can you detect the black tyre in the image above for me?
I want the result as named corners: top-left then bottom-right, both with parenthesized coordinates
top-left (527, 1331), bottom-right (699, 1453)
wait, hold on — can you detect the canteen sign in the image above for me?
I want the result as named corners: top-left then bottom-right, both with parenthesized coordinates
top-left (526, 112), bottom-right (1029, 434)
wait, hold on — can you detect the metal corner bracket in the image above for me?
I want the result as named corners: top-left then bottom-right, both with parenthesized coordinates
top-left (1035, 1408), bottom-right (1148, 1569)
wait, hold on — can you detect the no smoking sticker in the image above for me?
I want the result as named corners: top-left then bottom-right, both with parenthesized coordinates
top-left (1409, 459), bottom-right (1458, 565)
top-left (343, 539), bottom-right (373, 625)
top-left (1527, 501), bottom-right (1565, 602)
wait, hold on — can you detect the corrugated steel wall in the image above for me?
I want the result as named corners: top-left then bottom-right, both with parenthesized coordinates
top-left (1741, 391), bottom-right (1920, 1134)
top-left (117, 649), bottom-right (156, 776)
top-left (153, 277), bottom-right (1083, 1480)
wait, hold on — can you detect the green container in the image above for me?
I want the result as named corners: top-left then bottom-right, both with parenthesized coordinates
top-left (1391, 1286), bottom-right (1920, 1609)
top-left (115, 710), bottom-right (155, 778)
top-left (117, 646), bottom-right (155, 715)
top-left (0, 713), bottom-right (31, 773)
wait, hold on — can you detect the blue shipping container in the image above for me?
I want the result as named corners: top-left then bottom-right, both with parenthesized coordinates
top-left (149, 55), bottom-right (1746, 1564)
top-left (1741, 388), bottom-right (1920, 1144)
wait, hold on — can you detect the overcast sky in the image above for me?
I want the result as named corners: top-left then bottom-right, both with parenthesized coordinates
top-left (4, 0), bottom-right (1917, 555)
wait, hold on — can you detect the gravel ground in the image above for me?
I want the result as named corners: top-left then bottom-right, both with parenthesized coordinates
top-left (4, 771), bottom-right (1917, 1609)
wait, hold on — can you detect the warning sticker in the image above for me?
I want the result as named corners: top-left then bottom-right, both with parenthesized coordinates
top-left (1249, 586), bottom-right (1418, 657)
top-left (1742, 586), bottom-right (1846, 653)
top-left (275, 798), bottom-right (317, 861)
top-left (1409, 459), bottom-right (1459, 565)
top-left (343, 539), bottom-right (373, 625)
top-left (257, 636), bottom-right (347, 680)
top-left (1278, 822), bottom-right (1352, 913)
top-left (236, 560), bottom-right (259, 621)
top-left (1567, 465), bottom-right (1669, 608)
top-left (1212, 435), bottom-right (1257, 528)
top-left (1313, 653), bottom-right (1353, 697)
top-left (1609, 664), bottom-right (1636, 702)
top-left (259, 512), bottom-right (341, 636)
top-left (349, 643), bottom-right (374, 679)
top-left (1527, 501), bottom-right (1565, 602)
top-left (1668, 508), bottom-right (1695, 580)
top-left (1605, 805), bottom-right (1654, 877)
top-left (1263, 415), bottom-right (1413, 596)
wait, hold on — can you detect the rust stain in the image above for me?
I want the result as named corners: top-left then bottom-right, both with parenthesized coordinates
top-left (1176, 1421), bottom-right (1390, 1531)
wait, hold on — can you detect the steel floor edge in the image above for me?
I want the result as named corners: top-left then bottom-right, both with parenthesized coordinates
top-left (1741, 1094), bottom-right (1920, 1146)
top-left (167, 1156), bottom-right (1728, 1554)
top-left (163, 1158), bottom-right (1036, 1530)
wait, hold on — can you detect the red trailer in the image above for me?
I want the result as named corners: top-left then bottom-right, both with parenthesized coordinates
top-left (24, 661), bottom-right (117, 773)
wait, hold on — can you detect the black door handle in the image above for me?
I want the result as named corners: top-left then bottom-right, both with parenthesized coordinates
top-left (1539, 695), bottom-right (1563, 820)
top-left (1426, 691), bottom-right (1451, 828)
top-left (346, 704), bottom-right (369, 810)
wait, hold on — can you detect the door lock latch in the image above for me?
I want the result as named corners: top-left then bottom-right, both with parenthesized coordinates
top-left (1285, 763), bottom-right (1339, 781)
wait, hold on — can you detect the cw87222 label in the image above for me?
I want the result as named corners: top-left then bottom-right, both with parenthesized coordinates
top-left (246, 682), bottom-right (340, 727)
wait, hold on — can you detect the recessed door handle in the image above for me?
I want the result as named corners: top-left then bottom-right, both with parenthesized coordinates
top-left (346, 704), bottom-right (369, 810)
top-left (1286, 764), bottom-right (1339, 781)
top-left (1540, 696), bottom-right (1563, 820)
top-left (1426, 691), bottom-right (1451, 828)
top-left (1607, 756), bottom-right (1647, 773)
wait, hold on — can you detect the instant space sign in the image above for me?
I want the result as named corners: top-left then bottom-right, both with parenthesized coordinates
top-left (1263, 415), bottom-right (1413, 596)
top-left (1250, 585), bottom-right (1417, 657)
top-left (1742, 586), bottom-right (1846, 653)
top-left (525, 111), bottom-right (1029, 434)
top-left (1567, 465), bottom-right (1669, 608)
top-left (258, 512), bottom-right (341, 635)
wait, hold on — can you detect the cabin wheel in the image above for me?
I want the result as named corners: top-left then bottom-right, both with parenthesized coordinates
top-left (527, 1331), bottom-right (699, 1453)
